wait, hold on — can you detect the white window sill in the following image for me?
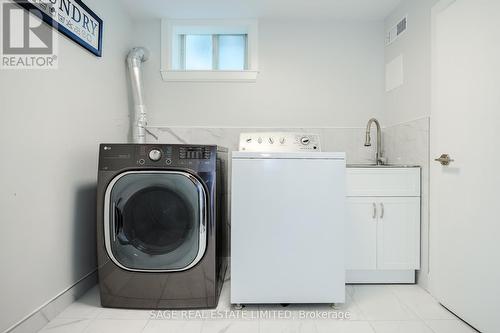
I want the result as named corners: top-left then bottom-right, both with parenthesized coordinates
top-left (160, 70), bottom-right (259, 82)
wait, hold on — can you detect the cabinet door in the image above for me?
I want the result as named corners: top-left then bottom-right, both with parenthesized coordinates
top-left (377, 197), bottom-right (420, 270)
top-left (346, 198), bottom-right (377, 270)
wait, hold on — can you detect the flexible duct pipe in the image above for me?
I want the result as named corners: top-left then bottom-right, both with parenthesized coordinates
top-left (127, 47), bottom-right (150, 143)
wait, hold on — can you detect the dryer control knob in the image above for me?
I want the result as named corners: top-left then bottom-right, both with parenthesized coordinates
top-left (300, 137), bottom-right (311, 145)
top-left (149, 149), bottom-right (162, 161)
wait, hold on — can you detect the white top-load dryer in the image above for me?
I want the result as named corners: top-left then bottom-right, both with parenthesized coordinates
top-left (231, 132), bottom-right (346, 305)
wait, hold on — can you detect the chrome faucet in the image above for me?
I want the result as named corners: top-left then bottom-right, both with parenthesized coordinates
top-left (364, 118), bottom-right (385, 165)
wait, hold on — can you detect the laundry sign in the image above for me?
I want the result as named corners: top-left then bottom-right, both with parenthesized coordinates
top-left (13, 0), bottom-right (103, 57)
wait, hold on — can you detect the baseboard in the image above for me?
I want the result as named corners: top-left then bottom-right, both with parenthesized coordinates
top-left (346, 270), bottom-right (416, 284)
top-left (5, 270), bottom-right (98, 333)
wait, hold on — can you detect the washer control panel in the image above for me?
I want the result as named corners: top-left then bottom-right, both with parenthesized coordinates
top-left (239, 132), bottom-right (322, 152)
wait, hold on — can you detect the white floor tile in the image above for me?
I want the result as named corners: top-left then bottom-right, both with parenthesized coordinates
top-left (82, 319), bottom-right (148, 333)
top-left (143, 320), bottom-right (203, 333)
top-left (425, 320), bottom-right (479, 333)
top-left (370, 321), bottom-right (433, 333)
top-left (334, 294), bottom-right (366, 321)
top-left (38, 319), bottom-right (90, 333)
top-left (316, 321), bottom-right (375, 333)
top-left (96, 308), bottom-right (152, 320)
top-left (55, 293), bottom-right (102, 320)
top-left (56, 305), bottom-right (100, 320)
top-left (390, 286), bottom-right (455, 320)
top-left (256, 302), bottom-right (357, 321)
top-left (260, 320), bottom-right (317, 333)
top-left (351, 286), bottom-right (418, 321)
top-left (258, 304), bottom-right (317, 321)
top-left (202, 320), bottom-right (259, 333)
top-left (312, 305), bottom-right (362, 321)
top-left (38, 282), bottom-right (480, 333)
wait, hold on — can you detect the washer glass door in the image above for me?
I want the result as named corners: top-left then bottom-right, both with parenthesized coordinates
top-left (104, 171), bottom-right (207, 272)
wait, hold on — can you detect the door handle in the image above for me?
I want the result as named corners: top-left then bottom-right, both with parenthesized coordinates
top-left (372, 203), bottom-right (377, 219)
top-left (435, 154), bottom-right (454, 166)
top-left (380, 203), bottom-right (385, 219)
top-left (112, 201), bottom-right (117, 242)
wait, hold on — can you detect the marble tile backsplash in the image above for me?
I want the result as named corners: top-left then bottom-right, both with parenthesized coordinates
top-left (383, 118), bottom-right (430, 167)
top-left (146, 127), bottom-right (378, 164)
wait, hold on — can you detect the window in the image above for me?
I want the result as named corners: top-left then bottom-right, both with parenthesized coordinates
top-left (161, 20), bottom-right (258, 82)
top-left (218, 35), bottom-right (247, 70)
top-left (177, 34), bottom-right (247, 71)
top-left (183, 35), bottom-right (214, 70)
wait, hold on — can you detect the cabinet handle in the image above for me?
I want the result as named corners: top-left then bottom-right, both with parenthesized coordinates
top-left (380, 203), bottom-right (385, 219)
top-left (372, 203), bottom-right (377, 219)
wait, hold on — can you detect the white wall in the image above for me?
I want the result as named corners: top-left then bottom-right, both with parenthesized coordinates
top-left (0, 1), bottom-right (132, 331)
top-left (384, 0), bottom-right (439, 125)
top-left (133, 19), bottom-right (386, 128)
top-left (384, 0), bottom-right (439, 291)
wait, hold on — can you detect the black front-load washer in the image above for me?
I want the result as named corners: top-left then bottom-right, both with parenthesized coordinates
top-left (96, 144), bottom-right (228, 309)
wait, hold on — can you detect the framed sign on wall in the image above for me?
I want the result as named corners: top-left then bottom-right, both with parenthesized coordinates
top-left (13, 0), bottom-right (103, 57)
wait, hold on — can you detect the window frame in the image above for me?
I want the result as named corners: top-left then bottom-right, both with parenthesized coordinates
top-left (161, 19), bottom-right (259, 82)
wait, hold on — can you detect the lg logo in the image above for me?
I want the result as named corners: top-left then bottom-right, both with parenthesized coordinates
top-left (2, 2), bottom-right (53, 54)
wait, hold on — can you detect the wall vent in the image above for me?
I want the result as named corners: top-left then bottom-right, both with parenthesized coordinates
top-left (386, 16), bottom-right (407, 46)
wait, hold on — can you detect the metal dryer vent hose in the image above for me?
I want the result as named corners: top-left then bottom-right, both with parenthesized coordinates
top-left (127, 47), bottom-right (150, 144)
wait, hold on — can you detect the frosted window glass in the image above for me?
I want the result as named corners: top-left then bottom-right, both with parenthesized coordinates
top-left (218, 35), bottom-right (246, 70)
top-left (185, 35), bottom-right (213, 70)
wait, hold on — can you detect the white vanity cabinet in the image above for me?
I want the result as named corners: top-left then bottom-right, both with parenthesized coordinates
top-left (346, 167), bottom-right (421, 284)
